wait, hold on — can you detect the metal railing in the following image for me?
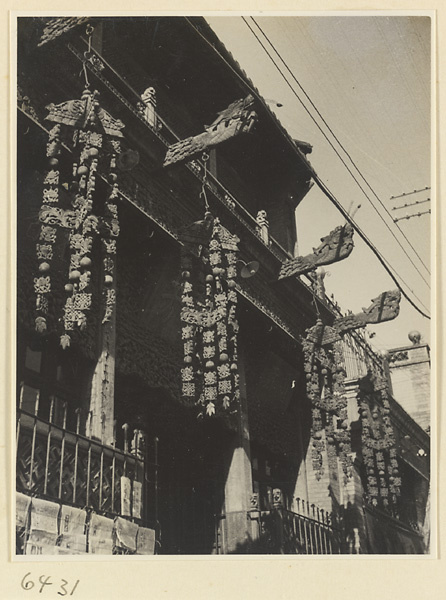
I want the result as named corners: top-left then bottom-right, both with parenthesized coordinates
top-left (249, 493), bottom-right (342, 554)
top-left (342, 330), bottom-right (385, 382)
top-left (279, 504), bottom-right (341, 554)
top-left (16, 385), bottom-right (158, 528)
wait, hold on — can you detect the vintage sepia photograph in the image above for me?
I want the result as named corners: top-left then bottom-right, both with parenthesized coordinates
top-left (14, 14), bottom-right (432, 557)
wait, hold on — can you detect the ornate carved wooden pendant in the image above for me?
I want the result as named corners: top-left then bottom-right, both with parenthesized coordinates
top-left (278, 223), bottom-right (354, 280)
top-left (303, 320), bottom-right (352, 482)
top-left (163, 95), bottom-right (258, 167)
top-left (180, 214), bottom-right (241, 417)
top-left (34, 86), bottom-right (124, 348)
top-left (357, 374), bottom-right (401, 507)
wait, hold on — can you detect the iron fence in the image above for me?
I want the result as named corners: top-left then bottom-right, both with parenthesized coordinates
top-left (251, 495), bottom-right (342, 554)
top-left (16, 386), bottom-right (158, 528)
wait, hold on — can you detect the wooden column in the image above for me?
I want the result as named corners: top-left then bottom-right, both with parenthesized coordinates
top-left (87, 277), bottom-right (116, 446)
top-left (222, 344), bottom-right (257, 553)
top-left (293, 414), bottom-right (310, 507)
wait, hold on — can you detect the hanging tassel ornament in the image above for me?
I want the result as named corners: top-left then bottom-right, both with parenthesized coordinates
top-left (101, 153), bottom-right (121, 324)
top-left (63, 96), bottom-right (102, 342)
top-left (34, 124), bottom-right (62, 333)
top-left (226, 249), bottom-right (240, 409)
top-left (180, 265), bottom-right (197, 400)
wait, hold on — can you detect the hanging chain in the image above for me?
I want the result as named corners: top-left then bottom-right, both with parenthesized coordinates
top-left (311, 285), bottom-right (321, 318)
top-left (199, 152), bottom-right (210, 212)
top-left (80, 25), bottom-right (95, 88)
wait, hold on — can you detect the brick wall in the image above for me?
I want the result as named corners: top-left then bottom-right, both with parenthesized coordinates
top-left (389, 344), bottom-right (430, 431)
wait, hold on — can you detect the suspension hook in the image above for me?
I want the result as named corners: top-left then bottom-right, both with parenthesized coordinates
top-left (80, 25), bottom-right (95, 88)
top-left (199, 152), bottom-right (210, 211)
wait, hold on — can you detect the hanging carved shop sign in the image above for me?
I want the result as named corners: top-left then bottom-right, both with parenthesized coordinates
top-left (34, 86), bottom-right (126, 348)
top-left (278, 223), bottom-right (354, 280)
top-left (163, 95), bottom-right (258, 167)
top-left (302, 289), bottom-right (402, 505)
top-left (358, 377), bottom-right (402, 508)
top-left (179, 213), bottom-right (241, 418)
top-left (302, 320), bottom-right (353, 483)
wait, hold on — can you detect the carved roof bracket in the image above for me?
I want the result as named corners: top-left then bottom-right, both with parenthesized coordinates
top-left (163, 95), bottom-right (258, 167)
top-left (277, 223), bottom-right (354, 281)
top-left (333, 290), bottom-right (401, 335)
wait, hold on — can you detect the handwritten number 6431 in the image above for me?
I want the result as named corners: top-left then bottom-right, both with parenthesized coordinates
top-left (21, 573), bottom-right (80, 595)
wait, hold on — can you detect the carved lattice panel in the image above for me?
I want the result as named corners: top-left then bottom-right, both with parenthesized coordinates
top-left (88, 451), bottom-right (102, 511)
top-left (74, 447), bottom-right (89, 508)
top-left (17, 419), bottom-right (147, 521)
top-left (60, 445), bottom-right (76, 503)
top-left (16, 432), bottom-right (47, 494)
top-left (99, 454), bottom-right (114, 513)
top-left (45, 443), bottom-right (62, 498)
top-left (113, 460), bottom-right (124, 514)
top-left (16, 434), bottom-right (33, 491)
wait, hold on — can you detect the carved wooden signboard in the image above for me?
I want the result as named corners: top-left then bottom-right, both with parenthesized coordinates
top-left (278, 223), bottom-right (354, 280)
top-left (333, 289), bottom-right (401, 335)
top-left (163, 95), bottom-right (258, 166)
top-left (35, 86), bottom-right (124, 350)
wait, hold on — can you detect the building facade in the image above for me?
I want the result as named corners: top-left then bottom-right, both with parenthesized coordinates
top-left (15, 16), bottom-right (429, 555)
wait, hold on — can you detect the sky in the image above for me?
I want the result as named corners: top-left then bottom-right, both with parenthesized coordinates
top-left (206, 15), bottom-right (432, 352)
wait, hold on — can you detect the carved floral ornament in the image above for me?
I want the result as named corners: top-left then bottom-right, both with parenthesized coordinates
top-left (34, 86), bottom-right (125, 348)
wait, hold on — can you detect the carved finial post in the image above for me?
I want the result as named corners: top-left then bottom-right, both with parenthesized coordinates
top-left (250, 492), bottom-right (260, 511)
top-left (140, 87), bottom-right (158, 129)
top-left (131, 428), bottom-right (147, 460)
top-left (122, 423), bottom-right (130, 453)
top-left (273, 488), bottom-right (283, 508)
top-left (256, 210), bottom-right (269, 245)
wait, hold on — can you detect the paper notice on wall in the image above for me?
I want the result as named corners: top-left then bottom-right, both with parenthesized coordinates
top-left (88, 513), bottom-right (114, 555)
top-left (121, 476), bottom-right (132, 517)
top-left (29, 497), bottom-right (60, 535)
top-left (25, 539), bottom-right (58, 555)
top-left (114, 516), bottom-right (138, 553)
top-left (55, 546), bottom-right (87, 555)
top-left (16, 492), bottom-right (31, 529)
top-left (132, 481), bottom-right (142, 519)
top-left (26, 497), bottom-right (60, 552)
top-left (136, 526), bottom-right (156, 555)
top-left (58, 505), bottom-right (87, 554)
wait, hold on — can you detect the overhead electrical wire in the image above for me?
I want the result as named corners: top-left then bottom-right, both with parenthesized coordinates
top-left (184, 18), bottom-right (430, 320)
top-left (314, 176), bottom-right (431, 318)
top-left (391, 187), bottom-right (430, 200)
top-left (246, 16), bottom-right (431, 280)
top-left (241, 17), bottom-right (430, 315)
